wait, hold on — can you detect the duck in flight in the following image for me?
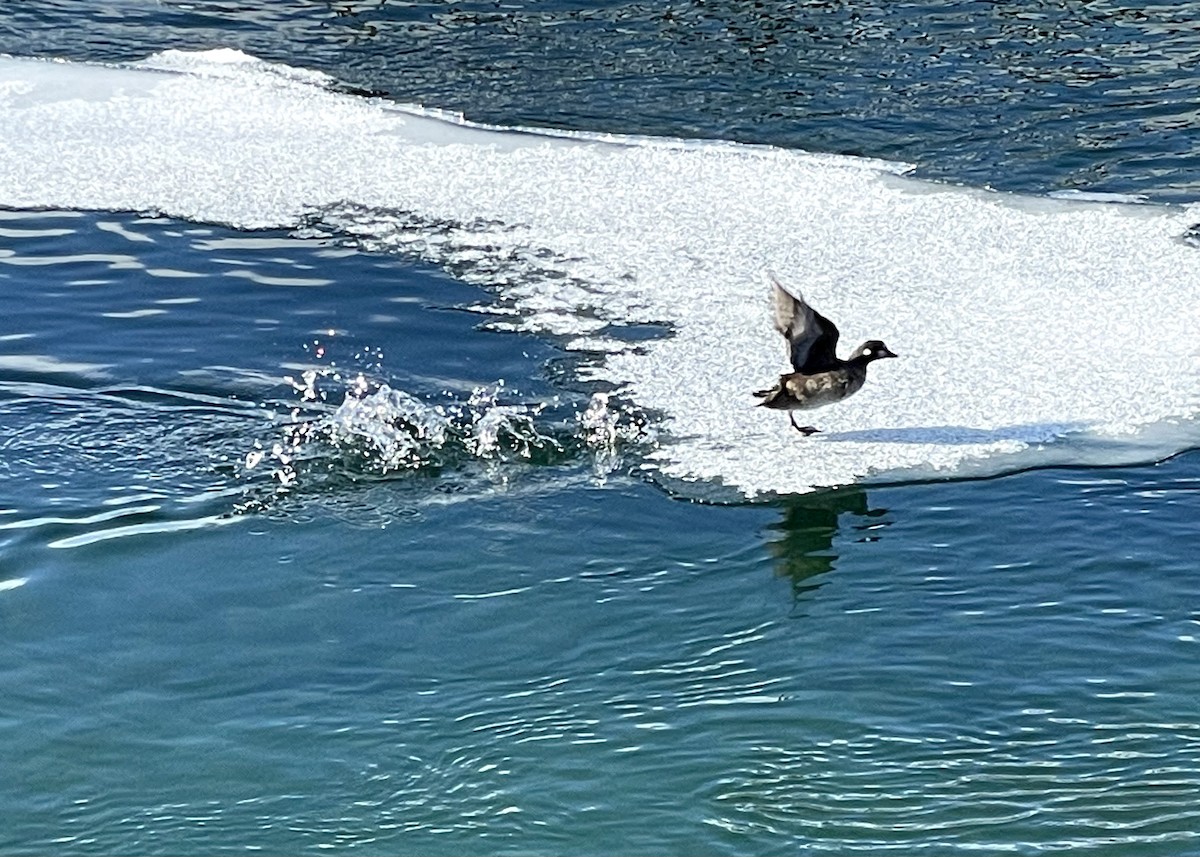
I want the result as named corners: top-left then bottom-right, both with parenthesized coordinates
top-left (754, 270), bottom-right (897, 435)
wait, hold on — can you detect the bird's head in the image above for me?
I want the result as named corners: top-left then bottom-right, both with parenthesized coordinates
top-left (851, 340), bottom-right (898, 363)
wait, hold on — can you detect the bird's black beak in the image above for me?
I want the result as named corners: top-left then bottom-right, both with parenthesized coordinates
top-left (881, 347), bottom-right (898, 359)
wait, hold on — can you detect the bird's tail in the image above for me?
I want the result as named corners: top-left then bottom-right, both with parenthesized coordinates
top-left (752, 384), bottom-right (781, 404)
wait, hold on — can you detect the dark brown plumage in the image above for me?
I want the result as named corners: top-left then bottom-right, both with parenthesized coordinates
top-left (754, 271), bottom-right (896, 435)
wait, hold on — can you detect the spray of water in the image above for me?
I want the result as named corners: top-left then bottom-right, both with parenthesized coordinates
top-left (235, 357), bottom-right (656, 516)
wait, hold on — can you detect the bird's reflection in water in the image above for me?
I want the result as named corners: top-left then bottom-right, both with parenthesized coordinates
top-left (764, 487), bottom-right (891, 597)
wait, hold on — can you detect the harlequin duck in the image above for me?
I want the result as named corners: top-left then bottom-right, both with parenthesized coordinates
top-left (754, 271), bottom-right (897, 435)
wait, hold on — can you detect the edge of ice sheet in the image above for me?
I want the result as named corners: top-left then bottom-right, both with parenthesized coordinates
top-left (1, 49), bottom-right (1198, 498)
top-left (132, 48), bottom-right (917, 171)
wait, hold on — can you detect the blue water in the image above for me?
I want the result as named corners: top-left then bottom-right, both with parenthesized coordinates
top-left (4, 3), bottom-right (1200, 854)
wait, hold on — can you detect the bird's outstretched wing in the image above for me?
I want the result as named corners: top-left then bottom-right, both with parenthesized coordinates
top-left (765, 270), bottom-right (840, 374)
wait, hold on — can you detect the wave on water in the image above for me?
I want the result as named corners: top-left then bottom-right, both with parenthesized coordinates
top-left (1, 49), bottom-right (1199, 497)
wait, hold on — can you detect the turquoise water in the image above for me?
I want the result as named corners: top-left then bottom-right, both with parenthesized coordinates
top-left (4, 3), bottom-right (1200, 854)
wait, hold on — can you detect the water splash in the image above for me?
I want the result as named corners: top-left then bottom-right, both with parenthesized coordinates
top-left (236, 363), bottom-right (655, 517)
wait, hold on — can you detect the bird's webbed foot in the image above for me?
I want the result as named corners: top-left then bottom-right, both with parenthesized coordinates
top-left (788, 413), bottom-right (821, 436)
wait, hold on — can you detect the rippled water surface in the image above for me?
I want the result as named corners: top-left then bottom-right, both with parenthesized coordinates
top-left (4, 2), bottom-right (1200, 854)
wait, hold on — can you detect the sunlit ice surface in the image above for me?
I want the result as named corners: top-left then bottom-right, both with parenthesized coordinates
top-left (1, 49), bottom-right (1198, 498)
